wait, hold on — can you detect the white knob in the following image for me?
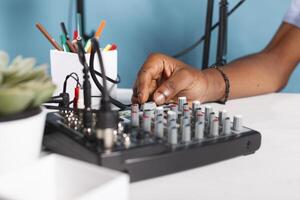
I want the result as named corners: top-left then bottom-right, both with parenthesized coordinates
top-left (233, 115), bottom-right (243, 131)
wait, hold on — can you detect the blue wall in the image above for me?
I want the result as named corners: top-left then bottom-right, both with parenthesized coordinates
top-left (0, 0), bottom-right (297, 92)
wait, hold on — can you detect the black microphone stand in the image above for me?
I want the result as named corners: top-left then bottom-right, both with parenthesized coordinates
top-left (76, 0), bottom-right (94, 41)
top-left (202, 0), bottom-right (214, 70)
top-left (76, 0), bottom-right (86, 40)
top-left (216, 0), bottom-right (228, 66)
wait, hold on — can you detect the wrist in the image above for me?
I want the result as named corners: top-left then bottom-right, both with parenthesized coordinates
top-left (202, 68), bottom-right (226, 103)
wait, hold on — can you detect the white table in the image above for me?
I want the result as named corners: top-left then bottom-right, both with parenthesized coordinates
top-left (117, 91), bottom-right (300, 200)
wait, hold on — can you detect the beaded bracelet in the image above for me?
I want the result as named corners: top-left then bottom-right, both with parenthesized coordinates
top-left (212, 65), bottom-right (230, 104)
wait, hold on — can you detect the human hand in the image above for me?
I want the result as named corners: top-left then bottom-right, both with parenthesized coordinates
top-left (132, 53), bottom-right (211, 105)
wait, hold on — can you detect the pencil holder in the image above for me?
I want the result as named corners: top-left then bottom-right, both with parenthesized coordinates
top-left (50, 49), bottom-right (118, 108)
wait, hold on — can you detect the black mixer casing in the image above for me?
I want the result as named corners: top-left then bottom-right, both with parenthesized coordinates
top-left (44, 112), bottom-right (261, 182)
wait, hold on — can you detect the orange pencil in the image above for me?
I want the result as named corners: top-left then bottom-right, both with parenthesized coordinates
top-left (95, 20), bottom-right (106, 39)
top-left (86, 20), bottom-right (106, 53)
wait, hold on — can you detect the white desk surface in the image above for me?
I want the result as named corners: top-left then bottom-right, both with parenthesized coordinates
top-left (117, 89), bottom-right (300, 200)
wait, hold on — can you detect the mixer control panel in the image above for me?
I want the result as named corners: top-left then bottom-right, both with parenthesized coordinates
top-left (44, 97), bottom-right (261, 182)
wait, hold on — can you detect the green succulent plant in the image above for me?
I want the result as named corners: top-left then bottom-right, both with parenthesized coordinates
top-left (0, 51), bottom-right (56, 116)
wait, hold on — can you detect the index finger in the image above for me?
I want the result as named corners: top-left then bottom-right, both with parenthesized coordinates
top-left (135, 54), bottom-right (165, 103)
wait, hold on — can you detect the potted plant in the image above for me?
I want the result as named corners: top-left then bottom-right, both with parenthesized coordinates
top-left (0, 51), bottom-right (56, 174)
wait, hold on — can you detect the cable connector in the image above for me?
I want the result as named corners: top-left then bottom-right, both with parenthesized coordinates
top-left (96, 109), bottom-right (119, 150)
top-left (46, 93), bottom-right (70, 108)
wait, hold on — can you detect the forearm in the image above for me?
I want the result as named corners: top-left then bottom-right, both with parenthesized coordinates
top-left (202, 51), bottom-right (294, 103)
top-left (133, 24), bottom-right (300, 105)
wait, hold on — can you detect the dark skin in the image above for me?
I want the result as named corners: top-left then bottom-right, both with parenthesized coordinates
top-left (132, 23), bottom-right (300, 105)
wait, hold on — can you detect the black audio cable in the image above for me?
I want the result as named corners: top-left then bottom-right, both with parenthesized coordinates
top-left (93, 71), bottom-right (121, 84)
top-left (45, 95), bottom-right (69, 108)
top-left (172, 0), bottom-right (246, 59)
top-left (77, 40), bottom-right (93, 135)
top-left (89, 42), bottom-right (128, 110)
top-left (46, 72), bottom-right (81, 109)
top-left (63, 72), bottom-right (81, 93)
top-left (90, 38), bottom-right (119, 149)
top-left (46, 44), bottom-right (127, 114)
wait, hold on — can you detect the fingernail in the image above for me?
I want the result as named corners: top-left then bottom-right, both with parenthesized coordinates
top-left (154, 92), bottom-right (165, 105)
top-left (138, 93), bottom-right (143, 103)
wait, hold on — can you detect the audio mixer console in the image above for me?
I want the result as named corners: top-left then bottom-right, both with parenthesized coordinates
top-left (44, 97), bottom-right (261, 182)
